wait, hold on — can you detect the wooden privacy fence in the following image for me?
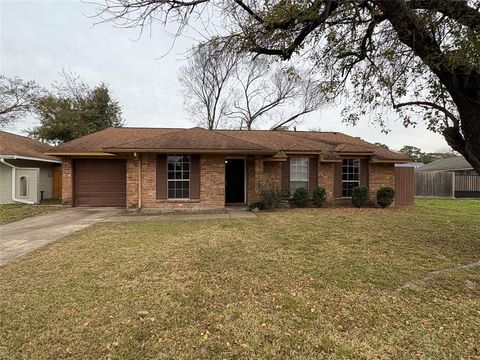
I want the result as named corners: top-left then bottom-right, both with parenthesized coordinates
top-left (394, 167), bottom-right (415, 205)
top-left (416, 171), bottom-right (454, 197)
top-left (455, 174), bottom-right (480, 197)
top-left (415, 171), bottom-right (480, 198)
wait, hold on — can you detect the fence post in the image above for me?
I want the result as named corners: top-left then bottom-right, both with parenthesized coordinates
top-left (452, 172), bottom-right (455, 198)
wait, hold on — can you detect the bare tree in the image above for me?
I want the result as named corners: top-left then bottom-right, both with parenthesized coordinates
top-left (179, 42), bottom-right (240, 130)
top-left (0, 75), bottom-right (43, 126)
top-left (227, 58), bottom-right (324, 130)
top-left (180, 46), bottom-right (324, 130)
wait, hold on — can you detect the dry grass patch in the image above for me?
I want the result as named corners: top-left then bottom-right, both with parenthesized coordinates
top-left (0, 203), bottom-right (62, 225)
top-left (1, 199), bottom-right (479, 359)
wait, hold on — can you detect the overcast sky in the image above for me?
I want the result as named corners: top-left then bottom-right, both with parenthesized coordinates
top-left (1, 0), bottom-right (449, 152)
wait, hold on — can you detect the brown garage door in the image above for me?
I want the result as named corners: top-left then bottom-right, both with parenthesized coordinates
top-left (74, 159), bottom-right (126, 207)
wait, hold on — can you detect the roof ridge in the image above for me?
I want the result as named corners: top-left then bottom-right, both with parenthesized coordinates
top-left (215, 129), bottom-right (343, 134)
top-left (210, 128), bottom-right (274, 151)
top-left (0, 130), bottom-right (51, 145)
top-left (274, 130), bottom-right (331, 151)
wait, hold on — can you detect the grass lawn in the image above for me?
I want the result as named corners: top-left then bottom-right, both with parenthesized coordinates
top-left (0, 201), bottom-right (62, 225)
top-left (1, 199), bottom-right (479, 359)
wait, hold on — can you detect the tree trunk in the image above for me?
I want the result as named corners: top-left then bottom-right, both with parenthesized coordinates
top-left (444, 96), bottom-right (480, 176)
top-left (373, 0), bottom-right (480, 176)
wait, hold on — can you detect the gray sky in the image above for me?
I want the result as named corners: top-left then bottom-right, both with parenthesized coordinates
top-left (1, 0), bottom-right (448, 152)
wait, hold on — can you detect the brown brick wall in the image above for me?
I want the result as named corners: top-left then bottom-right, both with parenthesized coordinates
top-left (65, 154), bottom-right (396, 209)
top-left (263, 161), bottom-right (282, 188)
top-left (318, 162), bottom-right (335, 201)
top-left (61, 157), bottom-right (73, 206)
top-left (247, 156), bottom-right (256, 204)
top-left (127, 153), bottom-right (226, 210)
top-left (126, 154), bottom-right (139, 208)
top-left (368, 163), bottom-right (395, 201)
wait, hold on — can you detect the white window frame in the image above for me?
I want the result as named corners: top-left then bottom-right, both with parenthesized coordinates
top-left (341, 159), bottom-right (360, 197)
top-left (290, 157), bottom-right (309, 194)
top-left (167, 155), bottom-right (190, 199)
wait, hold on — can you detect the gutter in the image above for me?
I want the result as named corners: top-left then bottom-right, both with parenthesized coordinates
top-left (2, 154), bottom-right (61, 164)
top-left (0, 158), bottom-right (35, 204)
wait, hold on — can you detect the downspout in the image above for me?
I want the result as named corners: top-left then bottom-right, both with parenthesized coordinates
top-left (0, 158), bottom-right (35, 204)
top-left (138, 153), bottom-right (142, 209)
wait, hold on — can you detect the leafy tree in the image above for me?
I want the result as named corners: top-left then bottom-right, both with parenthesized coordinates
top-left (0, 75), bottom-right (43, 126)
top-left (30, 71), bottom-right (123, 142)
top-left (399, 145), bottom-right (457, 163)
top-left (399, 145), bottom-right (424, 162)
top-left (95, 0), bottom-right (480, 175)
top-left (374, 142), bottom-right (389, 149)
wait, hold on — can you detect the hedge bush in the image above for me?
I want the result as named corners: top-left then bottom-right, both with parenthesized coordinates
top-left (352, 186), bottom-right (369, 207)
top-left (377, 187), bottom-right (395, 208)
top-left (248, 201), bottom-right (265, 211)
top-left (292, 187), bottom-right (310, 207)
top-left (256, 179), bottom-right (282, 209)
top-left (312, 186), bottom-right (326, 207)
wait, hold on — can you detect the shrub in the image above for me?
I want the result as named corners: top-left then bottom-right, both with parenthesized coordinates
top-left (292, 187), bottom-right (310, 207)
top-left (351, 186), bottom-right (369, 207)
top-left (280, 188), bottom-right (290, 199)
top-left (256, 179), bottom-right (282, 209)
top-left (248, 201), bottom-right (265, 211)
top-left (312, 186), bottom-right (326, 207)
top-left (377, 187), bottom-right (395, 208)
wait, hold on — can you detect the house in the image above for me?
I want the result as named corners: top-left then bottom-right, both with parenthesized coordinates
top-left (46, 127), bottom-right (411, 208)
top-left (395, 162), bottom-right (425, 169)
top-left (0, 130), bottom-right (62, 204)
top-left (416, 156), bottom-right (479, 198)
top-left (417, 156), bottom-right (476, 175)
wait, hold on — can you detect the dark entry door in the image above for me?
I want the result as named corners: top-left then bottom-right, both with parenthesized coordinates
top-left (225, 159), bottom-right (245, 203)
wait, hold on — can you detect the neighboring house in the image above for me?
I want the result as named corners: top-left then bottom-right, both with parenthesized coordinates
top-left (0, 130), bottom-right (62, 204)
top-left (416, 156), bottom-right (479, 198)
top-left (46, 127), bottom-right (411, 208)
top-left (417, 156), bottom-right (476, 175)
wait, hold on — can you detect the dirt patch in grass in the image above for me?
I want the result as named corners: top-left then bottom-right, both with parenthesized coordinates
top-left (0, 198), bottom-right (479, 359)
top-left (0, 203), bottom-right (63, 225)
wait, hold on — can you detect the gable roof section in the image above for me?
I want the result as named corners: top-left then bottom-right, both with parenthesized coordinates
top-left (47, 127), bottom-right (410, 162)
top-left (0, 130), bottom-right (60, 162)
top-left (417, 156), bottom-right (472, 172)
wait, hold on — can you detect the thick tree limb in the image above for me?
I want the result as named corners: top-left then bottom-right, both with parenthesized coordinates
top-left (407, 0), bottom-right (480, 30)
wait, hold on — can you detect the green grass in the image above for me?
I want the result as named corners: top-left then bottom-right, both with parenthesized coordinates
top-left (0, 202), bottom-right (62, 225)
top-left (1, 198), bottom-right (479, 359)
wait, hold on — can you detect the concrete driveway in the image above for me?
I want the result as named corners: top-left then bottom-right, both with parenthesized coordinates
top-left (0, 208), bottom-right (119, 266)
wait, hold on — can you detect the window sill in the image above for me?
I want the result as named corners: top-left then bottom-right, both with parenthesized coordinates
top-left (156, 199), bottom-right (201, 203)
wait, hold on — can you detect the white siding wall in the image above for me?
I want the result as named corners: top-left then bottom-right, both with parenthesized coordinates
top-left (15, 168), bottom-right (39, 203)
top-left (0, 163), bottom-right (13, 204)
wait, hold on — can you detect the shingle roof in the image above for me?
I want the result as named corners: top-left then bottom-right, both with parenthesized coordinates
top-left (104, 127), bottom-right (273, 153)
top-left (47, 127), bottom-right (410, 162)
top-left (417, 156), bottom-right (472, 172)
top-left (0, 130), bottom-right (60, 162)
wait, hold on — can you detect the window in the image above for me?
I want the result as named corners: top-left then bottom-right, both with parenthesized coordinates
top-left (167, 155), bottom-right (190, 199)
top-left (19, 176), bottom-right (28, 197)
top-left (290, 158), bottom-right (309, 193)
top-left (341, 159), bottom-right (360, 197)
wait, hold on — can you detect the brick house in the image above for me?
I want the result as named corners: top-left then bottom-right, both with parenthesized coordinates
top-left (46, 127), bottom-right (410, 208)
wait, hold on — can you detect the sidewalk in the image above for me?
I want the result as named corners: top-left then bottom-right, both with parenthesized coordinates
top-left (104, 209), bottom-right (257, 222)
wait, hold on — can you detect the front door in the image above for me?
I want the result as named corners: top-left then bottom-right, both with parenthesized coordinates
top-left (225, 159), bottom-right (245, 203)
